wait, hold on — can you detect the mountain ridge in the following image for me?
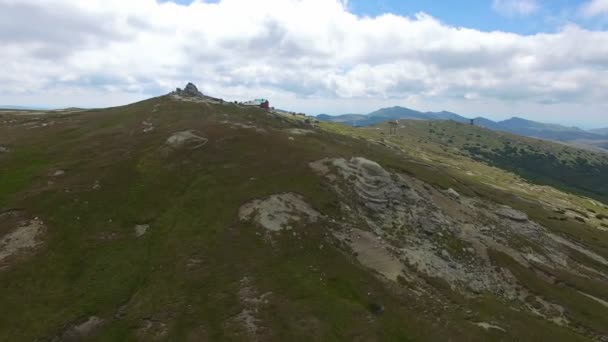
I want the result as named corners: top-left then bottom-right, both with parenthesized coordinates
top-left (317, 106), bottom-right (607, 147)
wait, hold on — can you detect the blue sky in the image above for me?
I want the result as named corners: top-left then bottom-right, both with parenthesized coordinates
top-left (2, 0), bottom-right (608, 127)
top-left (170, 0), bottom-right (608, 34)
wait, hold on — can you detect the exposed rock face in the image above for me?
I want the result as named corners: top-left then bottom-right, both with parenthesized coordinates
top-left (495, 207), bottom-right (528, 222)
top-left (309, 156), bottom-right (608, 325)
top-left (239, 193), bottom-right (320, 231)
top-left (183, 82), bottom-right (204, 97)
top-left (173, 82), bottom-right (204, 98)
top-left (0, 217), bottom-right (46, 267)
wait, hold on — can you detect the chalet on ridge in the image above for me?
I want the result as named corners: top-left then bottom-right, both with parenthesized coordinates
top-left (242, 99), bottom-right (270, 110)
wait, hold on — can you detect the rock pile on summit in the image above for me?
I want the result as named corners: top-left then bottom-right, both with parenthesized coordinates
top-left (174, 82), bottom-right (204, 98)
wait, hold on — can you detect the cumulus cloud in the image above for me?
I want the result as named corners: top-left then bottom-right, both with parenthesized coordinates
top-left (580, 0), bottom-right (608, 17)
top-left (0, 0), bottom-right (607, 126)
top-left (492, 0), bottom-right (539, 17)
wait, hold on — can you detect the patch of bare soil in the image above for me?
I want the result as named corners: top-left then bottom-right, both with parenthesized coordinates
top-left (239, 193), bottom-right (320, 231)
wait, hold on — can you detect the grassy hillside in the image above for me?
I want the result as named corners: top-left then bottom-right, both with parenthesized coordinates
top-left (365, 120), bottom-right (608, 203)
top-left (1, 96), bottom-right (607, 341)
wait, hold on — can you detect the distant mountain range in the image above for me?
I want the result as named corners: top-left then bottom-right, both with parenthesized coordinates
top-left (590, 128), bottom-right (608, 136)
top-left (317, 106), bottom-right (608, 150)
top-left (317, 107), bottom-right (471, 127)
top-left (0, 105), bottom-right (54, 110)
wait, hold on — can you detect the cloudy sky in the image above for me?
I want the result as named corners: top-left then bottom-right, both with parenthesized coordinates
top-left (1, 0), bottom-right (608, 127)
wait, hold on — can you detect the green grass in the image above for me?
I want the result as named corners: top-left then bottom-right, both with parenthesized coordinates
top-left (0, 97), bottom-right (606, 341)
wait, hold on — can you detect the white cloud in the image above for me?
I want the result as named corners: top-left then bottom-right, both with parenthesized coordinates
top-left (492, 0), bottom-right (539, 17)
top-left (0, 0), bottom-right (607, 126)
top-left (580, 0), bottom-right (608, 17)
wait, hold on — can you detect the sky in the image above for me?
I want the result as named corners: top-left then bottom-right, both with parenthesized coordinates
top-left (1, 0), bottom-right (608, 128)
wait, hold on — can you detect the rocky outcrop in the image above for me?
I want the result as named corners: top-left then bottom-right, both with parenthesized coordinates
top-left (495, 207), bottom-right (528, 222)
top-left (239, 193), bottom-right (320, 231)
top-left (174, 82), bottom-right (204, 98)
top-left (309, 156), bottom-right (608, 328)
top-left (165, 131), bottom-right (208, 150)
top-left (0, 217), bottom-right (46, 268)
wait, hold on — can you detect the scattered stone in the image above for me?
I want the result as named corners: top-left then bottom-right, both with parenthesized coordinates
top-left (52, 170), bottom-right (66, 177)
top-left (58, 316), bottom-right (104, 341)
top-left (142, 120), bottom-right (155, 133)
top-left (446, 188), bottom-right (460, 200)
top-left (441, 249), bottom-right (451, 260)
top-left (0, 146), bottom-right (9, 153)
top-left (165, 131), bottom-right (208, 150)
top-left (286, 128), bottom-right (314, 135)
top-left (137, 318), bottom-right (168, 340)
top-left (288, 137), bottom-right (295, 141)
top-left (134, 224), bottom-right (149, 237)
top-left (229, 277), bottom-right (272, 337)
top-left (239, 193), bottom-right (320, 231)
top-left (473, 322), bottom-right (506, 333)
top-left (495, 207), bottom-right (528, 222)
top-left (92, 180), bottom-right (101, 190)
top-left (96, 232), bottom-right (120, 241)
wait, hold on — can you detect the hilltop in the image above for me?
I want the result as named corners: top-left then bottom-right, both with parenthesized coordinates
top-left (1, 85), bottom-right (608, 341)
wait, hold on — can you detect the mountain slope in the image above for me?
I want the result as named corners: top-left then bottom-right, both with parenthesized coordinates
top-left (590, 128), bottom-right (608, 136)
top-left (377, 119), bottom-right (608, 202)
top-left (317, 108), bottom-right (607, 148)
top-left (1, 90), bottom-right (608, 341)
top-left (476, 117), bottom-right (604, 142)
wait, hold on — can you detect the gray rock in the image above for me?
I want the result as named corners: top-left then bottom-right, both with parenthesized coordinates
top-left (60, 316), bottom-right (104, 341)
top-left (165, 131), bottom-right (208, 150)
top-left (441, 249), bottom-right (451, 260)
top-left (52, 170), bottom-right (66, 177)
top-left (0, 146), bottom-right (9, 153)
top-left (134, 224), bottom-right (149, 237)
top-left (446, 188), bottom-right (460, 200)
top-left (480, 226), bottom-right (492, 232)
top-left (183, 82), bottom-right (204, 97)
top-left (495, 207), bottom-right (528, 222)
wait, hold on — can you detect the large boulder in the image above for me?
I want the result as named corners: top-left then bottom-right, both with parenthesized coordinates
top-left (165, 130), bottom-right (208, 150)
top-left (183, 82), bottom-right (204, 97)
